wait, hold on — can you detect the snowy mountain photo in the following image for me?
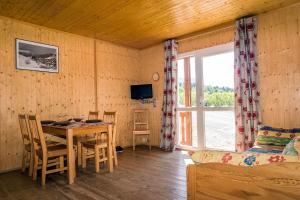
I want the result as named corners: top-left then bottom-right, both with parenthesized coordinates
top-left (16, 39), bottom-right (58, 73)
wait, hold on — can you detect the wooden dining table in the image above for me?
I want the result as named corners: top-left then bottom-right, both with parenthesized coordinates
top-left (42, 121), bottom-right (113, 184)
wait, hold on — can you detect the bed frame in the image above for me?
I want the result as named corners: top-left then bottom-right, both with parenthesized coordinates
top-left (187, 162), bottom-right (300, 200)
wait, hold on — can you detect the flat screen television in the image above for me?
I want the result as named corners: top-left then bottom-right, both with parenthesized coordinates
top-left (130, 84), bottom-right (153, 100)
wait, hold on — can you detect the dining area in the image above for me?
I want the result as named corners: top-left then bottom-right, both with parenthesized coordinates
top-left (18, 111), bottom-right (118, 186)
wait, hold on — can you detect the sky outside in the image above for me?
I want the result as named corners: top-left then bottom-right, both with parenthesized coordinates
top-left (178, 52), bottom-right (234, 88)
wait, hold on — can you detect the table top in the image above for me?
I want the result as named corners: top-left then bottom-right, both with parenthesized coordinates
top-left (42, 121), bottom-right (112, 130)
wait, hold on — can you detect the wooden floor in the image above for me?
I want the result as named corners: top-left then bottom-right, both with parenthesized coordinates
top-left (0, 147), bottom-right (189, 200)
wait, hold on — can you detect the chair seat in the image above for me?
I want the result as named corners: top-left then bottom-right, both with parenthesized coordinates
top-left (46, 140), bottom-right (61, 146)
top-left (133, 129), bottom-right (150, 135)
top-left (82, 140), bottom-right (107, 149)
top-left (38, 144), bottom-right (68, 158)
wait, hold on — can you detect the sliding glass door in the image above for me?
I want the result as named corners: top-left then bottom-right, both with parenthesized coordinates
top-left (177, 43), bottom-right (235, 151)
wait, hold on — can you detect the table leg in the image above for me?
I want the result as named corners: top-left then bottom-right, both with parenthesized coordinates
top-left (77, 138), bottom-right (82, 166)
top-left (67, 129), bottom-right (75, 184)
top-left (107, 125), bottom-right (113, 173)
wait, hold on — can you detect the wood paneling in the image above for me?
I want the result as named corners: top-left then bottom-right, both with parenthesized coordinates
top-left (0, 16), bottom-right (95, 172)
top-left (139, 45), bottom-right (165, 146)
top-left (95, 40), bottom-right (141, 147)
top-left (0, 148), bottom-right (188, 199)
top-left (258, 3), bottom-right (300, 128)
top-left (141, 3), bottom-right (300, 146)
top-left (1, 2), bottom-right (300, 172)
top-left (140, 28), bottom-right (234, 146)
top-left (0, 0), bottom-right (299, 48)
top-left (187, 162), bottom-right (300, 200)
top-left (0, 16), bottom-right (141, 172)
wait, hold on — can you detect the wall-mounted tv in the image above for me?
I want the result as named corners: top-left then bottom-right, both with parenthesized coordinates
top-left (130, 84), bottom-right (153, 100)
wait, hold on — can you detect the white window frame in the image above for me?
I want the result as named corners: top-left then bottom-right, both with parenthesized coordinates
top-left (176, 42), bottom-right (235, 151)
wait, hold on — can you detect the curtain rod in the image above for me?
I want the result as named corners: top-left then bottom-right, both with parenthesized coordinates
top-left (177, 24), bottom-right (235, 42)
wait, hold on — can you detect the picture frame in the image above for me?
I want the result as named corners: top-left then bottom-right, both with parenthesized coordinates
top-left (16, 39), bottom-right (59, 73)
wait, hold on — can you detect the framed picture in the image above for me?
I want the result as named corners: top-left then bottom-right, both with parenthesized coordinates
top-left (16, 39), bottom-right (59, 73)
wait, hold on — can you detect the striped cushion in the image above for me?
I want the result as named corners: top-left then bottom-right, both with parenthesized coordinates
top-left (246, 145), bottom-right (284, 154)
top-left (255, 125), bottom-right (300, 146)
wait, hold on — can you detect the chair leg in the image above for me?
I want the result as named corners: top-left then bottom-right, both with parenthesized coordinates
top-left (82, 147), bottom-right (87, 169)
top-left (148, 135), bottom-right (151, 151)
top-left (21, 150), bottom-right (26, 173)
top-left (56, 157), bottom-right (60, 170)
top-left (133, 134), bottom-right (135, 151)
top-left (32, 152), bottom-right (38, 181)
top-left (95, 146), bottom-right (100, 173)
top-left (41, 158), bottom-right (47, 186)
top-left (113, 148), bottom-right (118, 167)
top-left (102, 148), bottom-right (106, 165)
top-left (28, 151), bottom-right (34, 176)
top-left (60, 156), bottom-right (64, 174)
top-left (77, 140), bottom-right (82, 166)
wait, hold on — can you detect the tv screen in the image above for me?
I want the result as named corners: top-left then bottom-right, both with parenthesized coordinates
top-left (131, 84), bottom-right (153, 99)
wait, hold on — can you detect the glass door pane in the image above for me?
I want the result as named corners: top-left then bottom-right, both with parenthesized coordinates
top-left (177, 57), bottom-right (198, 148)
top-left (203, 52), bottom-right (235, 151)
top-left (204, 111), bottom-right (235, 151)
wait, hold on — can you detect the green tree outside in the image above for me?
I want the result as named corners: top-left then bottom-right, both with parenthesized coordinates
top-left (178, 83), bottom-right (234, 107)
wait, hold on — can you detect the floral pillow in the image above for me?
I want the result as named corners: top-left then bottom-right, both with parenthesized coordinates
top-left (191, 150), bottom-right (300, 166)
top-left (255, 125), bottom-right (300, 146)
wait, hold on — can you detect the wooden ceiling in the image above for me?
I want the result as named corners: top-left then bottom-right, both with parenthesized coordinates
top-left (0, 0), bottom-right (299, 49)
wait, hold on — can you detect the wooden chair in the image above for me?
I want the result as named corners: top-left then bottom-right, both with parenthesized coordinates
top-left (77, 111), bottom-right (100, 166)
top-left (133, 109), bottom-right (151, 151)
top-left (88, 111), bottom-right (99, 120)
top-left (18, 114), bottom-right (33, 176)
top-left (81, 134), bottom-right (108, 173)
top-left (81, 111), bottom-right (118, 172)
top-left (103, 111), bottom-right (118, 167)
top-left (28, 115), bottom-right (69, 186)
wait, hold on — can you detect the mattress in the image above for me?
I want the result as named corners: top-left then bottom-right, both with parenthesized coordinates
top-left (191, 146), bottom-right (299, 166)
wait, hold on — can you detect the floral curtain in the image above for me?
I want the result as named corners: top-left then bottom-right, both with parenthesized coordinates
top-left (234, 16), bottom-right (261, 152)
top-left (160, 39), bottom-right (178, 151)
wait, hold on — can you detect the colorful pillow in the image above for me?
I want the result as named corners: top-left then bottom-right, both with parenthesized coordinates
top-left (255, 125), bottom-right (300, 146)
top-left (282, 136), bottom-right (300, 156)
top-left (246, 144), bottom-right (284, 154)
top-left (191, 150), bottom-right (300, 166)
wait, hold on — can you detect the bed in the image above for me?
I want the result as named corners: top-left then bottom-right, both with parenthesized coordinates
top-left (186, 126), bottom-right (300, 200)
top-left (187, 162), bottom-right (300, 200)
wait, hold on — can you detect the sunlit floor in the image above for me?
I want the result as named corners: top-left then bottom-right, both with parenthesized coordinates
top-left (0, 147), bottom-right (190, 200)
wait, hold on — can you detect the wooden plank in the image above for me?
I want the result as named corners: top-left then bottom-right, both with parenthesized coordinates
top-left (187, 164), bottom-right (196, 200)
top-left (187, 162), bottom-right (300, 200)
top-left (0, 148), bottom-right (189, 199)
top-left (66, 129), bottom-right (75, 184)
top-left (0, 0), bottom-right (299, 48)
top-left (0, 16), bottom-right (141, 172)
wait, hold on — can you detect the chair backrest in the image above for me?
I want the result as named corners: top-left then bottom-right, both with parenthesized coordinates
top-left (27, 115), bottom-right (47, 156)
top-left (103, 111), bottom-right (117, 124)
top-left (88, 111), bottom-right (99, 120)
top-left (103, 111), bottom-right (117, 144)
top-left (18, 114), bottom-right (31, 147)
top-left (133, 109), bottom-right (149, 131)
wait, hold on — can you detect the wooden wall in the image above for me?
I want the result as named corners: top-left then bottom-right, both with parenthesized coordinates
top-left (139, 27), bottom-right (235, 146)
top-left (258, 4), bottom-right (300, 128)
top-left (0, 17), bottom-right (141, 172)
top-left (140, 45), bottom-right (165, 146)
top-left (1, 3), bottom-right (300, 172)
top-left (95, 40), bottom-right (141, 147)
top-left (140, 3), bottom-right (300, 147)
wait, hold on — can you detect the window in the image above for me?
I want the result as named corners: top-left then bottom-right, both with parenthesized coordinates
top-left (177, 43), bottom-right (235, 151)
